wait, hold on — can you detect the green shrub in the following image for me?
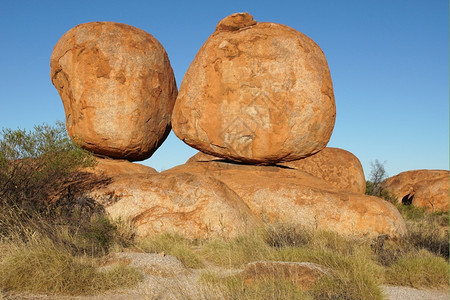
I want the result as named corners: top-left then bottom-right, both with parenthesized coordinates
top-left (0, 122), bottom-right (98, 243)
top-left (0, 122), bottom-right (96, 209)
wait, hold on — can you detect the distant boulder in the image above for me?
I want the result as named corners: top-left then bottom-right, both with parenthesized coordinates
top-left (382, 170), bottom-right (449, 212)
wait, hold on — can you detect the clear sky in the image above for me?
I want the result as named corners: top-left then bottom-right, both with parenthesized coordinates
top-left (0, 0), bottom-right (448, 178)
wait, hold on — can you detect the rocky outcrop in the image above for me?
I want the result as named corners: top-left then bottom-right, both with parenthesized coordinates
top-left (172, 13), bottom-right (335, 164)
top-left (187, 147), bottom-right (366, 194)
top-left (87, 171), bottom-right (260, 238)
top-left (163, 161), bottom-right (407, 238)
top-left (382, 170), bottom-right (449, 212)
top-left (50, 22), bottom-right (177, 161)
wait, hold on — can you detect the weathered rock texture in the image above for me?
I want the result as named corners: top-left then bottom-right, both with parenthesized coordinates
top-left (187, 147), bottom-right (366, 194)
top-left (84, 157), bottom-right (158, 178)
top-left (282, 147), bottom-right (366, 194)
top-left (163, 161), bottom-right (407, 238)
top-left (172, 13), bottom-right (335, 164)
top-left (50, 22), bottom-right (177, 161)
top-left (87, 171), bottom-right (260, 238)
top-left (382, 170), bottom-right (449, 212)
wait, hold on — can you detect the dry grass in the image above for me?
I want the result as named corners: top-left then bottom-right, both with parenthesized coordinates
top-left (0, 235), bottom-right (142, 295)
top-left (1, 188), bottom-right (448, 299)
top-left (200, 273), bottom-right (312, 300)
top-left (136, 232), bottom-right (204, 269)
top-left (384, 249), bottom-right (449, 288)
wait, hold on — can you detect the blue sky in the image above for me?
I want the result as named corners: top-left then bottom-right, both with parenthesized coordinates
top-left (0, 0), bottom-right (448, 178)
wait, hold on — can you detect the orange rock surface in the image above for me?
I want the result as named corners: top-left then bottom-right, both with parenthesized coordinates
top-left (163, 161), bottom-right (407, 238)
top-left (85, 157), bottom-right (158, 178)
top-left (187, 147), bottom-right (366, 194)
top-left (172, 13), bottom-right (335, 164)
top-left (87, 171), bottom-right (260, 238)
top-left (51, 22), bottom-right (177, 161)
top-left (282, 147), bottom-right (366, 193)
top-left (382, 169), bottom-right (449, 212)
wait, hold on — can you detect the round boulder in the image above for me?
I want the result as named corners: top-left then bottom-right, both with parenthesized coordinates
top-left (172, 13), bottom-right (335, 164)
top-left (50, 22), bottom-right (177, 161)
top-left (282, 147), bottom-right (366, 194)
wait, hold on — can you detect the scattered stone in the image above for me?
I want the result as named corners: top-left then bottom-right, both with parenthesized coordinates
top-left (163, 161), bottom-right (407, 238)
top-left (239, 261), bottom-right (329, 291)
top-left (172, 13), bottom-right (335, 164)
top-left (50, 22), bottom-right (177, 161)
top-left (382, 170), bottom-right (449, 212)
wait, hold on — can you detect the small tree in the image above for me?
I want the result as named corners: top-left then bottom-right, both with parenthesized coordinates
top-left (0, 122), bottom-right (99, 241)
top-left (366, 160), bottom-right (388, 197)
top-left (0, 121), bottom-right (96, 209)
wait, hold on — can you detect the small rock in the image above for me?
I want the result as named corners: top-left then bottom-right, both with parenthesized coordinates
top-left (239, 261), bottom-right (329, 291)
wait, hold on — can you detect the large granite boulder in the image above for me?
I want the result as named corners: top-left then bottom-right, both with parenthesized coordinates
top-left (87, 171), bottom-right (260, 238)
top-left (172, 13), bottom-right (335, 164)
top-left (163, 161), bottom-right (407, 238)
top-left (382, 170), bottom-right (449, 212)
top-left (50, 22), bottom-right (177, 161)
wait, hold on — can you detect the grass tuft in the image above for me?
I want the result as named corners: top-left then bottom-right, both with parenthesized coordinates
top-left (0, 237), bottom-right (141, 295)
top-left (384, 249), bottom-right (449, 288)
top-left (136, 233), bottom-right (204, 268)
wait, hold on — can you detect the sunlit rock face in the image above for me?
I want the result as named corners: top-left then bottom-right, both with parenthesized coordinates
top-left (172, 13), bottom-right (336, 164)
top-left (51, 22), bottom-right (177, 161)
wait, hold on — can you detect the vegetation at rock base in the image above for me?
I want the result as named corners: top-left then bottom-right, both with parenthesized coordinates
top-left (0, 123), bottom-right (142, 296)
top-left (0, 124), bottom-right (448, 298)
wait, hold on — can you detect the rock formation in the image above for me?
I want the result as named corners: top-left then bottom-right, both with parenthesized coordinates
top-left (50, 22), bottom-right (177, 161)
top-left (87, 170), bottom-right (261, 238)
top-left (48, 16), bottom-right (409, 241)
top-left (85, 157), bottom-right (158, 178)
top-left (382, 170), bottom-right (449, 212)
top-left (172, 13), bottom-right (335, 164)
top-left (282, 147), bottom-right (366, 193)
top-left (163, 161), bottom-right (407, 238)
top-left (187, 147), bottom-right (366, 194)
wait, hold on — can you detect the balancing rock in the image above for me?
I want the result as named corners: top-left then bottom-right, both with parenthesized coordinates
top-left (172, 13), bottom-right (335, 164)
top-left (50, 22), bottom-right (177, 161)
